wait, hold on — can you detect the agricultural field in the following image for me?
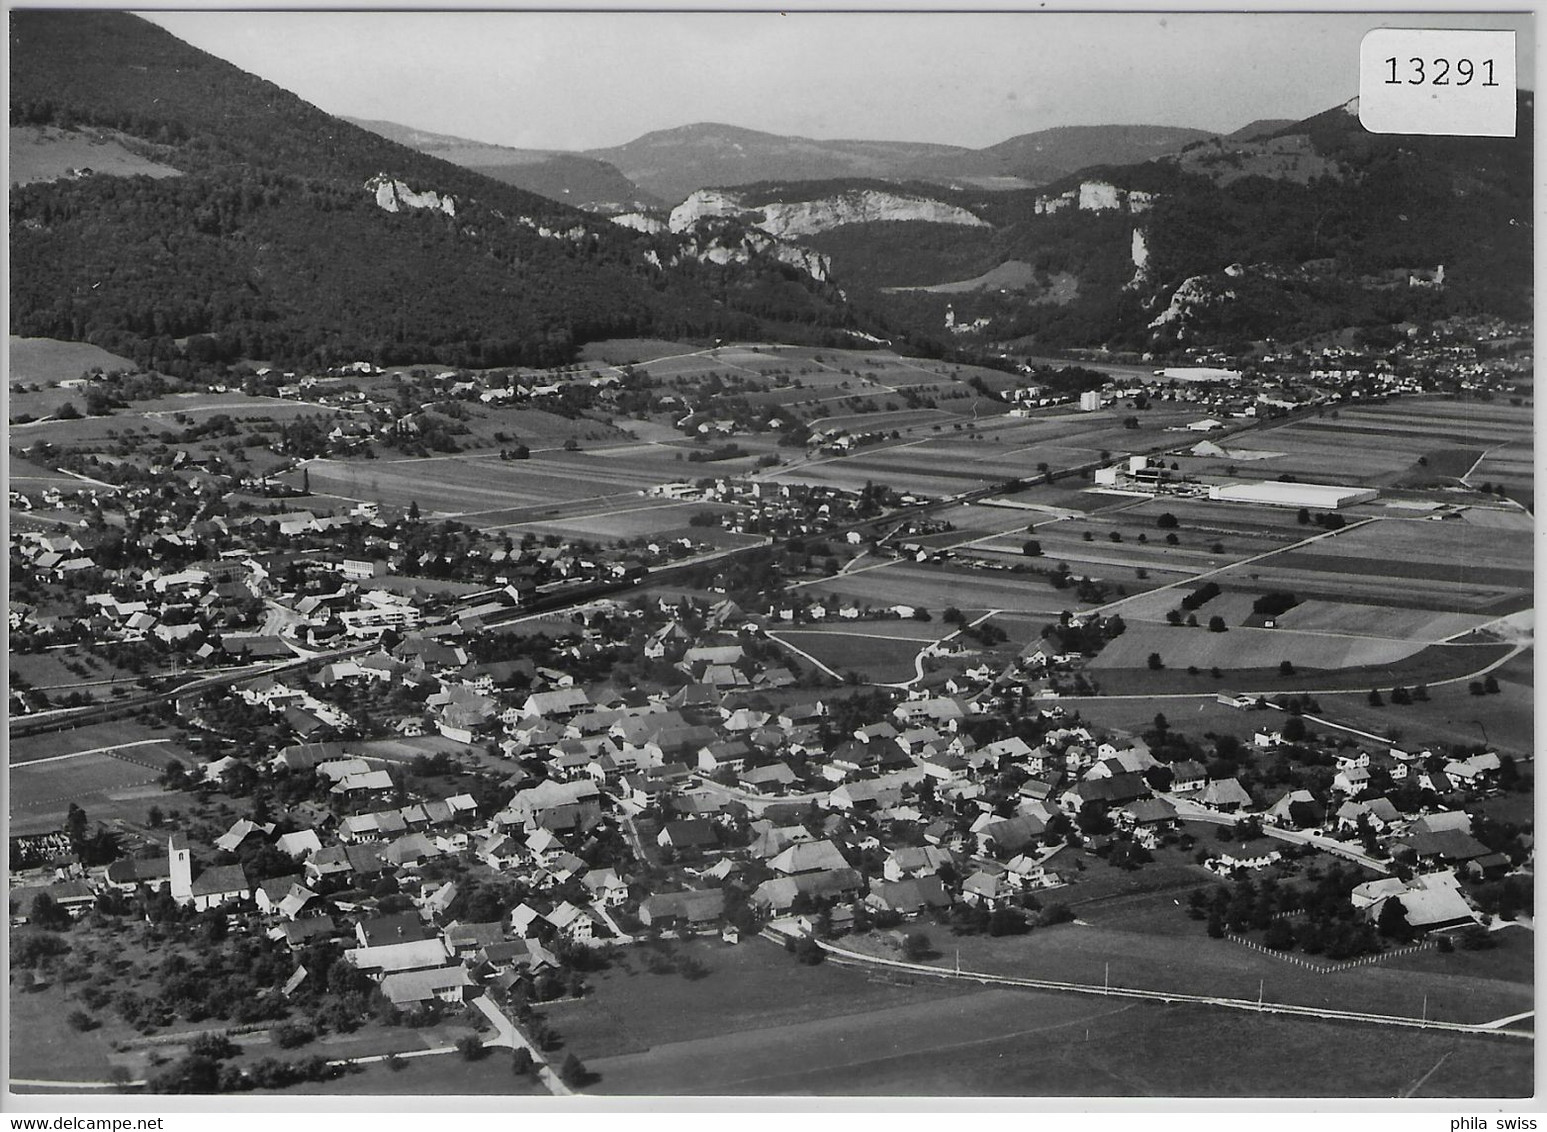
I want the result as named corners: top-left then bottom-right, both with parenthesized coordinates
top-left (1171, 398), bottom-right (1532, 495)
top-left (803, 560), bottom-right (1072, 617)
top-left (1311, 648), bottom-right (1535, 758)
top-left (769, 628), bottom-right (930, 684)
top-left (8, 334), bottom-right (137, 383)
top-left (1089, 623), bottom-right (1429, 672)
top-left (8, 455), bottom-right (101, 495)
top-left (9, 721), bottom-right (193, 836)
top-left (706, 1001), bottom-right (1531, 1098)
top-left (297, 448), bottom-right (677, 523)
top-left (767, 404), bottom-right (1203, 498)
top-left (545, 934), bottom-right (971, 1067)
top-left (571, 932), bottom-right (1530, 1097)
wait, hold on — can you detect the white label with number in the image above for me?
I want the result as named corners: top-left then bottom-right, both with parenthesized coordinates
top-left (1359, 28), bottom-right (1516, 137)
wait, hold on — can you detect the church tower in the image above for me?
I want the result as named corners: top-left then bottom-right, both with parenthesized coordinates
top-left (168, 833), bottom-right (193, 904)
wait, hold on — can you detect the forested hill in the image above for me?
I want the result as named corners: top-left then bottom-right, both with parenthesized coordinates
top-left (9, 11), bottom-right (863, 372)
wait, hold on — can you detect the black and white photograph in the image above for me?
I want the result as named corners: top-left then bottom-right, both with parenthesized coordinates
top-left (5, 5), bottom-right (1536, 1107)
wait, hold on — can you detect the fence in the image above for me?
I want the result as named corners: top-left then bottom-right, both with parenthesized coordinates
top-left (1224, 931), bottom-right (1435, 973)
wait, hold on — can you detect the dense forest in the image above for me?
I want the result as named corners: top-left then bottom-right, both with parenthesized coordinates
top-left (9, 11), bottom-right (867, 370)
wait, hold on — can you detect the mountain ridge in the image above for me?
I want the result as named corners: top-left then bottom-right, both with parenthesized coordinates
top-left (8, 11), bottom-right (867, 371)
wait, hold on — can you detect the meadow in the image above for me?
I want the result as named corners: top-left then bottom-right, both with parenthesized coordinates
top-left (570, 933), bottom-right (1530, 1097)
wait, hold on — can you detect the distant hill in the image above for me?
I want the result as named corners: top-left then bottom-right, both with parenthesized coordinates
top-left (1226, 118), bottom-right (1298, 142)
top-left (584, 122), bottom-right (974, 203)
top-left (798, 97), bottom-right (1533, 351)
top-left (9, 12), bottom-right (865, 373)
top-left (907, 124), bottom-right (1216, 187)
top-left (345, 117), bottom-right (661, 212)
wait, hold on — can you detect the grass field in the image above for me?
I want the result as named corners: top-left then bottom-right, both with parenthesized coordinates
top-left (8, 335), bottom-right (137, 384)
top-left (9, 721), bottom-right (192, 835)
top-left (699, 1002), bottom-right (1533, 1097)
top-left (1089, 623), bottom-right (1428, 672)
top-left (576, 935), bottom-right (1531, 1097)
top-left (546, 936), bottom-right (972, 1064)
top-left (771, 629), bottom-right (930, 683)
top-left (7, 982), bottom-right (119, 1084)
top-left (804, 561), bottom-right (1071, 617)
top-left (250, 1050), bottom-right (550, 1096)
top-left (849, 915), bottom-right (1530, 1027)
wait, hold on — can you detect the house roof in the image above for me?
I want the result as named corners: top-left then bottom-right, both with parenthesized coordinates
top-left (379, 964), bottom-right (473, 1005)
top-left (640, 888), bottom-right (726, 922)
top-left (190, 864), bottom-right (250, 898)
top-left (769, 838), bottom-right (850, 875)
top-left (870, 876), bottom-right (952, 913)
top-left (347, 938), bottom-right (450, 973)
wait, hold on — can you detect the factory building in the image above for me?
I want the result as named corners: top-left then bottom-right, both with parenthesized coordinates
top-left (1207, 482), bottom-right (1378, 510)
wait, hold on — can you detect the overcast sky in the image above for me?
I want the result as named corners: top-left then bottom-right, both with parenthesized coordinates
top-left (141, 9), bottom-right (1533, 151)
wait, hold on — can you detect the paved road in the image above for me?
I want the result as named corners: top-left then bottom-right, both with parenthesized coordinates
top-left (1159, 793), bottom-right (1393, 874)
top-left (471, 994), bottom-right (572, 1096)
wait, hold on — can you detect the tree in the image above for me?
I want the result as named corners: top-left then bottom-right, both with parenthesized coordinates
top-left (65, 803), bottom-right (89, 846)
top-left (1484, 674), bottom-right (1500, 694)
top-left (1368, 688), bottom-right (1384, 707)
top-left (1278, 660), bottom-right (1295, 676)
top-left (1296, 508), bottom-right (1311, 525)
top-left (902, 931), bottom-right (933, 961)
top-left (148, 1054), bottom-right (220, 1094)
top-left (1208, 616), bottom-right (1227, 632)
top-left (1263, 919), bottom-right (1296, 951)
top-left (1022, 539), bottom-right (1042, 557)
top-left (457, 1035), bottom-right (488, 1061)
top-left (511, 1047), bottom-right (534, 1076)
top-left (30, 893), bottom-right (70, 931)
top-left (1377, 896), bottom-right (1412, 942)
top-left (1156, 512), bottom-right (1179, 530)
top-left (407, 499), bottom-right (420, 521)
top-left (55, 401), bottom-right (81, 421)
top-left (1147, 652), bottom-right (1164, 670)
top-left (558, 1053), bottom-right (589, 1087)
top-left (1282, 717), bottom-right (1307, 743)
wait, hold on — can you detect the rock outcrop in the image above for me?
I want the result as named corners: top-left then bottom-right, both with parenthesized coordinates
top-left (1035, 180), bottom-right (1155, 216)
top-left (366, 174), bottom-right (456, 217)
top-left (668, 187), bottom-right (989, 238)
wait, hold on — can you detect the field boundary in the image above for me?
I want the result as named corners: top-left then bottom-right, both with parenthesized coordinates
top-left (1222, 933), bottom-right (1436, 974)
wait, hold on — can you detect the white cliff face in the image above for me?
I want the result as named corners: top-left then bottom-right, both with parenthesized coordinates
top-left (754, 191), bottom-right (989, 238)
top-left (1036, 180), bottom-right (1156, 216)
top-left (1148, 274), bottom-right (1237, 335)
top-left (609, 212), bottom-right (668, 235)
top-left (1125, 228), bottom-right (1151, 290)
top-left (1079, 181), bottom-right (1122, 211)
top-left (668, 187), bottom-right (988, 238)
top-left (668, 189), bottom-right (746, 233)
top-left (366, 174), bottom-right (455, 217)
top-left (677, 228), bottom-right (831, 282)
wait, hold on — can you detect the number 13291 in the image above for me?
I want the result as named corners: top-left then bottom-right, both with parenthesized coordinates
top-left (1384, 56), bottom-right (1498, 86)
